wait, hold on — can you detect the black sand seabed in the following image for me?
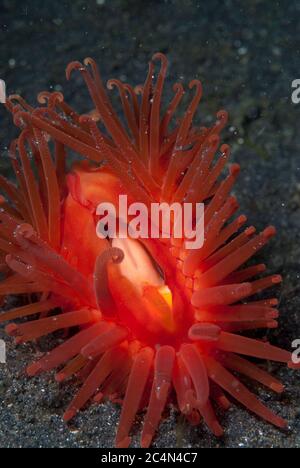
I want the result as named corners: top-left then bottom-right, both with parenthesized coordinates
top-left (0, 0), bottom-right (299, 448)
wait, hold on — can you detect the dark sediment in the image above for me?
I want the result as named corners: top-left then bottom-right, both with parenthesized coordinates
top-left (0, 0), bottom-right (299, 448)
